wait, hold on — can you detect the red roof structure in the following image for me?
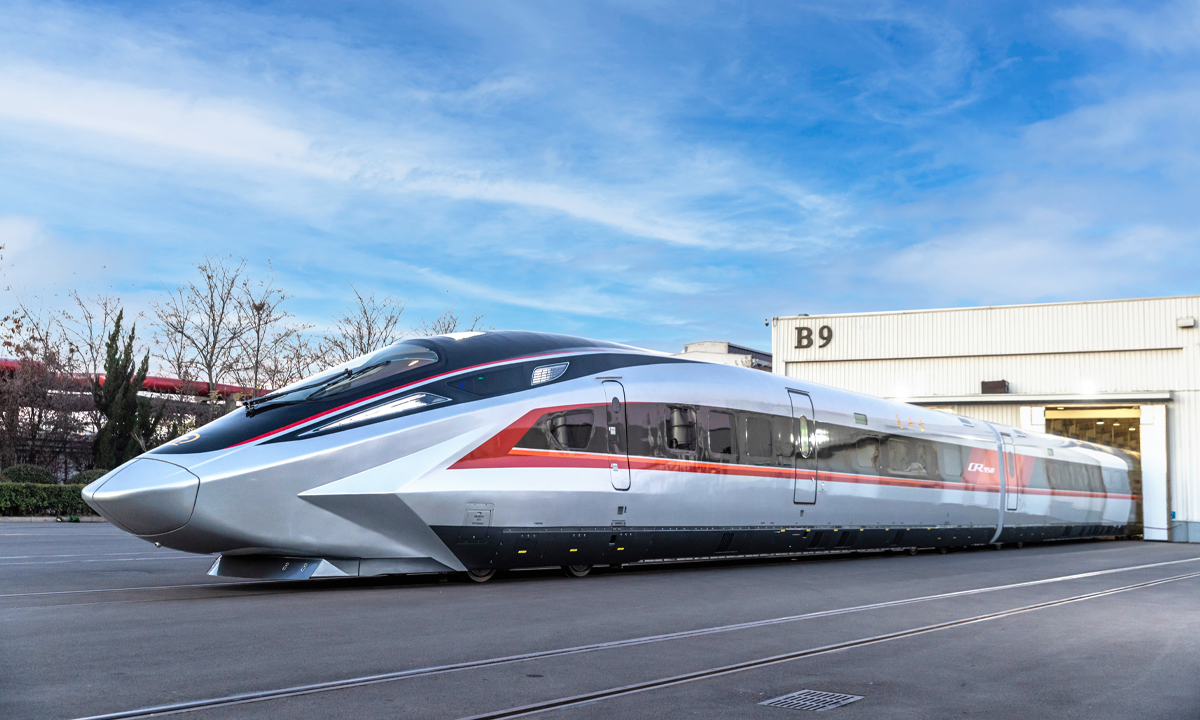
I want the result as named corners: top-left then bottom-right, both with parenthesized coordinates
top-left (0, 359), bottom-right (262, 399)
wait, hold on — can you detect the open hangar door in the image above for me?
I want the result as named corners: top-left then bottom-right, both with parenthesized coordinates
top-left (1025, 405), bottom-right (1169, 540)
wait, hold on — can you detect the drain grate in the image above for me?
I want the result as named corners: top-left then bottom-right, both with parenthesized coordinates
top-left (760, 690), bottom-right (863, 712)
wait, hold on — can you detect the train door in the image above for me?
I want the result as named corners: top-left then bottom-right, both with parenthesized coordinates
top-left (788, 390), bottom-right (818, 504)
top-left (601, 380), bottom-right (631, 491)
top-left (1001, 433), bottom-right (1019, 512)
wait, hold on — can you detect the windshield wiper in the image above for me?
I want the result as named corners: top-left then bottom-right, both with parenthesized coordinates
top-left (244, 369), bottom-right (352, 416)
top-left (306, 361), bottom-right (391, 401)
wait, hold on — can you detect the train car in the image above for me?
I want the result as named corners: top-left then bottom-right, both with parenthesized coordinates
top-left (81, 331), bottom-right (1139, 582)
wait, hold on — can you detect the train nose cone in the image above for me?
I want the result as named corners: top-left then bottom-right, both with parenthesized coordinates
top-left (82, 459), bottom-right (201, 536)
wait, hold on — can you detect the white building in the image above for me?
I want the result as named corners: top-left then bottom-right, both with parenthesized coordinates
top-left (673, 341), bottom-right (772, 372)
top-left (772, 295), bottom-right (1200, 543)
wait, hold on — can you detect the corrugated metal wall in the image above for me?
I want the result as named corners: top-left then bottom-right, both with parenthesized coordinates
top-left (774, 296), bottom-right (1200, 364)
top-left (949, 404), bottom-right (1021, 428)
top-left (784, 349), bottom-right (1185, 398)
top-left (1170, 392), bottom-right (1199, 533)
top-left (773, 296), bottom-right (1200, 530)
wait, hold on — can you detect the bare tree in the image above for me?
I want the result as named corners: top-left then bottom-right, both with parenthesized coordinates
top-left (230, 267), bottom-right (308, 398)
top-left (321, 285), bottom-right (406, 365)
top-left (57, 292), bottom-right (128, 436)
top-left (262, 332), bottom-right (325, 390)
top-left (152, 256), bottom-right (248, 402)
top-left (413, 307), bottom-right (489, 337)
top-left (155, 323), bottom-right (197, 392)
top-left (62, 291), bottom-right (127, 378)
top-left (0, 305), bottom-right (89, 476)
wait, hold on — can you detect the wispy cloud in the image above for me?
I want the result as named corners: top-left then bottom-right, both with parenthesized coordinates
top-left (0, 66), bottom-right (340, 176)
top-left (0, 0), bottom-right (1198, 353)
top-left (1058, 1), bottom-right (1200, 55)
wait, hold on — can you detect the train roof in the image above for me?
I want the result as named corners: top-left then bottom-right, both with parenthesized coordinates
top-left (412, 331), bottom-right (649, 370)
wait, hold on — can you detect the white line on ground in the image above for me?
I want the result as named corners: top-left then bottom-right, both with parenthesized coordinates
top-left (67, 556), bottom-right (1200, 720)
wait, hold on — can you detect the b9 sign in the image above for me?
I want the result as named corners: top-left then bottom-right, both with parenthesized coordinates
top-left (796, 325), bottom-right (833, 349)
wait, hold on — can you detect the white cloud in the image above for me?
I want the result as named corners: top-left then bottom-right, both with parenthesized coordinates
top-left (1058, 2), bottom-right (1200, 55)
top-left (10, 0), bottom-right (1198, 348)
top-left (859, 219), bottom-right (1179, 306)
top-left (404, 174), bottom-right (715, 247)
top-left (1022, 87), bottom-right (1200, 172)
top-left (0, 66), bottom-right (348, 178)
top-left (0, 62), bottom-right (849, 252)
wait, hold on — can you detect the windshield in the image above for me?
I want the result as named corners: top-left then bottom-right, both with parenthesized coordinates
top-left (245, 343), bottom-right (440, 412)
top-left (309, 345), bottom-right (439, 399)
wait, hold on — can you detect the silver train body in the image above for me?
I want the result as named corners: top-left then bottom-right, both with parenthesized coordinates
top-left (82, 332), bottom-right (1139, 580)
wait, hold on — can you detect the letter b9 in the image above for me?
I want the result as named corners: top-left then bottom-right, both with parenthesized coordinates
top-left (796, 325), bottom-right (833, 349)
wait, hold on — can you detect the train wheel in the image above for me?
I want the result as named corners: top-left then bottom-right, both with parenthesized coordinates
top-left (938, 547), bottom-right (949, 554)
top-left (1016, 542), bottom-right (1024, 549)
top-left (907, 548), bottom-right (918, 556)
top-left (563, 564), bottom-right (592, 578)
top-left (466, 568), bottom-right (496, 583)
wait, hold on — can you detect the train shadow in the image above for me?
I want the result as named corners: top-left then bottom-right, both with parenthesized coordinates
top-left (205, 537), bottom-right (1135, 595)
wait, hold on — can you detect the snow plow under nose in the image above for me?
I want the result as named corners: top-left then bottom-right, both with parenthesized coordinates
top-left (82, 459), bottom-right (200, 536)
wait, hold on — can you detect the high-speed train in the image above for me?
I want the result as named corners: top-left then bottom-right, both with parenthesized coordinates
top-left (82, 331), bottom-right (1139, 582)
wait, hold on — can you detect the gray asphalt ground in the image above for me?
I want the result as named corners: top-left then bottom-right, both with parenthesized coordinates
top-left (3, 524), bottom-right (1199, 720)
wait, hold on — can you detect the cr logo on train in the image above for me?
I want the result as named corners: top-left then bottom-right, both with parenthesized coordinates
top-left (967, 462), bottom-right (996, 473)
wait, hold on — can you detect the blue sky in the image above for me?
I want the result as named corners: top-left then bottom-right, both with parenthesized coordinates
top-left (1, 1), bottom-right (1197, 354)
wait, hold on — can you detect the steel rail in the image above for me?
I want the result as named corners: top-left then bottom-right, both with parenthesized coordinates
top-left (68, 556), bottom-right (1200, 720)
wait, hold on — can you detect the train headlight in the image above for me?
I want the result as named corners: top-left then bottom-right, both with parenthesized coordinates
top-left (531, 362), bottom-right (569, 385)
top-left (309, 392), bottom-right (451, 433)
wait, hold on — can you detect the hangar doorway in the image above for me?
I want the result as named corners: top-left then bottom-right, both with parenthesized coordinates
top-left (1043, 406), bottom-right (1152, 536)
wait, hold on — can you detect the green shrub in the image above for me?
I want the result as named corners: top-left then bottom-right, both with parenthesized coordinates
top-left (3, 464), bottom-right (57, 484)
top-left (0, 472), bottom-right (9, 483)
top-left (68, 469), bottom-right (110, 485)
top-left (0, 483), bottom-right (95, 517)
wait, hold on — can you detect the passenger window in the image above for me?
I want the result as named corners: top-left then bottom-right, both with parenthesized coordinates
top-left (887, 438), bottom-right (929, 475)
top-left (853, 438), bottom-right (879, 471)
top-left (1029, 456), bottom-right (1048, 488)
top-left (706, 411), bottom-right (735, 459)
top-left (743, 415), bottom-right (773, 463)
top-left (624, 402), bottom-right (655, 458)
top-left (1076, 463), bottom-right (1093, 491)
top-left (549, 410), bottom-right (596, 451)
top-left (667, 406), bottom-right (697, 453)
top-left (1046, 459), bottom-right (1064, 490)
top-left (446, 365), bottom-right (525, 397)
top-left (1101, 465), bottom-right (1129, 495)
top-left (918, 442), bottom-right (938, 477)
top-left (797, 415), bottom-right (812, 458)
top-left (773, 415), bottom-right (795, 467)
top-left (938, 443), bottom-right (964, 480)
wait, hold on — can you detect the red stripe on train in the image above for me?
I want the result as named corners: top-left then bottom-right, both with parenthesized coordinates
top-left (450, 404), bottom-right (1139, 501)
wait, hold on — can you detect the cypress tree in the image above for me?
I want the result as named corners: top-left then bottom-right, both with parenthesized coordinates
top-left (92, 311), bottom-right (163, 468)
